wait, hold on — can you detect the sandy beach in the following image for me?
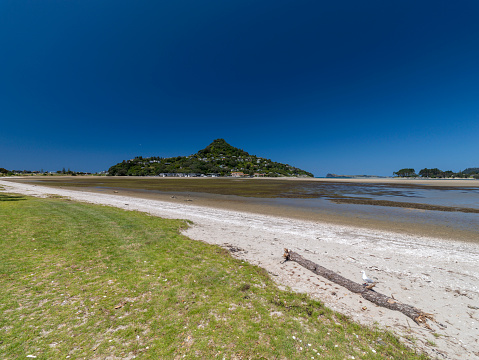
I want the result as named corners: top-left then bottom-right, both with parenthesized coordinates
top-left (2, 179), bottom-right (479, 359)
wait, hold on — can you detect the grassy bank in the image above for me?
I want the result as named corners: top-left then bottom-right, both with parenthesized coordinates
top-left (0, 192), bottom-right (427, 359)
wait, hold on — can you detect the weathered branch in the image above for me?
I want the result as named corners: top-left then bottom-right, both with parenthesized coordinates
top-left (283, 249), bottom-right (434, 326)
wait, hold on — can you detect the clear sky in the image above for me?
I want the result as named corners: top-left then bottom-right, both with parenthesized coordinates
top-left (1, 1), bottom-right (478, 176)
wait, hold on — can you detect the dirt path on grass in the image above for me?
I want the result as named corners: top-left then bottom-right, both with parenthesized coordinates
top-left (2, 179), bottom-right (478, 359)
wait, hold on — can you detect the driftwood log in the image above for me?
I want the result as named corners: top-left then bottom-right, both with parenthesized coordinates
top-left (283, 249), bottom-right (434, 327)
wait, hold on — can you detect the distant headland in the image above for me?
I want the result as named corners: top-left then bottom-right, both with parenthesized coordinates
top-left (107, 139), bottom-right (314, 178)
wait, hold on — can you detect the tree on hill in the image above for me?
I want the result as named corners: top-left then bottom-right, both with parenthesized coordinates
top-left (196, 138), bottom-right (250, 158)
top-left (393, 168), bottom-right (416, 177)
top-left (419, 168), bottom-right (444, 178)
top-left (462, 167), bottom-right (479, 175)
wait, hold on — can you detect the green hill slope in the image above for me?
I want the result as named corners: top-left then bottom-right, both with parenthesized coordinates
top-left (108, 139), bottom-right (313, 177)
top-left (462, 167), bottom-right (479, 175)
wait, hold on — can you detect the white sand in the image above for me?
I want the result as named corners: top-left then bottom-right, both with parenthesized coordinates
top-left (2, 179), bottom-right (479, 359)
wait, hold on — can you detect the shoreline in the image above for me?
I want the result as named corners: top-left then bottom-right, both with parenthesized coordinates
top-left (16, 182), bottom-right (479, 243)
top-left (6, 174), bottom-right (479, 187)
top-left (4, 176), bottom-right (479, 243)
top-left (87, 188), bottom-right (479, 243)
top-left (2, 179), bottom-right (479, 359)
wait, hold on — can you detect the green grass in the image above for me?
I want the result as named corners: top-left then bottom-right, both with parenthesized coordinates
top-left (0, 194), bottom-right (428, 359)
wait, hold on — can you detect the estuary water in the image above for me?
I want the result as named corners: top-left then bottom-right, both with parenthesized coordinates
top-left (90, 181), bottom-right (479, 239)
top-left (304, 182), bottom-right (479, 209)
top-left (267, 196), bottom-right (479, 235)
top-left (260, 182), bottom-right (479, 236)
top-left (12, 177), bottom-right (479, 241)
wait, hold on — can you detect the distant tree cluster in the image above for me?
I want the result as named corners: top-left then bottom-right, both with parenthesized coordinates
top-left (56, 168), bottom-right (78, 176)
top-left (0, 167), bottom-right (13, 176)
top-left (393, 168), bottom-right (416, 177)
top-left (52, 169), bottom-right (95, 176)
top-left (0, 168), bottom-right (34, 176)
top-left (0, 167), bottom-right (98, 176)
top-left (108, 139), bottom-right (314, 178)
top-left (393, 167), bottom-right (479, 179)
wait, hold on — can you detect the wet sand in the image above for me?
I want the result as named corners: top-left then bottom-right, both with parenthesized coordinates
top-left (2, 179), bottom-right (479, 359)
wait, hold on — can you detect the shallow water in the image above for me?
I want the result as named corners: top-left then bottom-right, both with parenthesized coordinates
top-left (265, 183), bottom-right (479, 234)
top-left (336, 184), bottom-right (479, 209)
top-left (266, 196), bottom-right (479, 235)
top-left (295, 182), bottom-right (479, 209)
top-left (91, 185), bottom-right (479, 237)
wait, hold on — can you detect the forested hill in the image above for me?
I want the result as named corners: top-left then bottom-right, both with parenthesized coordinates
top-left (108, 139), bottom-right (314, 177)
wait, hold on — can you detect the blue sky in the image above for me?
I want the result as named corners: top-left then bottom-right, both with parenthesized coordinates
top-left (1, 0), bottom-right (478, 176)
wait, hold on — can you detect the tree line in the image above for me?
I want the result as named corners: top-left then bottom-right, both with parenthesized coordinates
top-left (393, 167), bottom-right (479, 179)
top-left (0, 168), bottom-right (99, 176)
top-left (0, 168), bottom-right (12, 176)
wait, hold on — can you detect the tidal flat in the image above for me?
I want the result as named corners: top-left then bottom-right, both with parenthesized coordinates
top-left (10, 176), bottom-right (479, 242)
